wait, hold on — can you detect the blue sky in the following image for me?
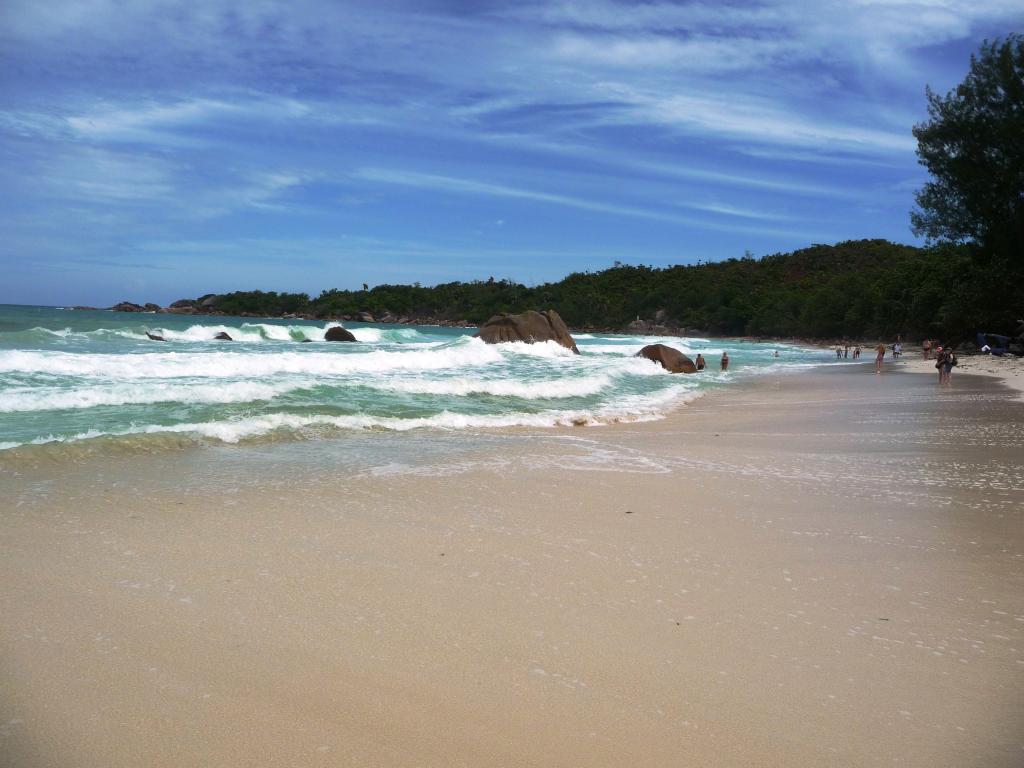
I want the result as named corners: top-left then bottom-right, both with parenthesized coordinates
top-left (1, 1), bottom-right (1021, 306)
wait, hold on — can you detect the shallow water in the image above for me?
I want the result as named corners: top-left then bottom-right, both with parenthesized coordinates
top-left (0, 304), bottom-right (840, 457)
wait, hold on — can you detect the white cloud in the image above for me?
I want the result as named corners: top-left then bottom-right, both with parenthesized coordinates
top-left (65, 97), bottom-right (311, 144)
top-left (590, 84), bottom-right (916, 153)
top-left (353, 167), bottom-right (683, 222)
top-left (684, 202), bottom-right (796, 222)
top-left (352, 167), bottom-right (833, 239)
top-left (36, 147), bottom-right (178, 202)
top-left (551, 33), bottom-right (788, 73)
top-left (1, 0), bottom-right (1019, 284)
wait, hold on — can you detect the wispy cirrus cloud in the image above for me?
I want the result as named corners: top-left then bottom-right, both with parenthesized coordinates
top-left (353, 166), bottom-right (688, 223)
top-left (351, 167), bottom-right (833, 239)
top-left (1, 0), bottom-right (1022, 305)
top-left (64, 96), bottom-right (311, 144)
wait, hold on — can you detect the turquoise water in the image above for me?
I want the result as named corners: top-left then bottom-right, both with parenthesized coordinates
top-left (0, 304), bottom-right (837, 454)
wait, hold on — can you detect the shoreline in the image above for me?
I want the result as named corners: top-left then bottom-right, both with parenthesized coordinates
top-left (895, 352), bottom-right (1024, 397)
top-left (2, 363), bottom-right (1022, 767)
top-left (1, 355), bottom-right (1021, 462)
top-left (46, 302), bottom-right (1021, 355)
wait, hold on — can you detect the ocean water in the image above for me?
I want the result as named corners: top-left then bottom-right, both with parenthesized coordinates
top-left (0, 304), bottom-right (839, 457)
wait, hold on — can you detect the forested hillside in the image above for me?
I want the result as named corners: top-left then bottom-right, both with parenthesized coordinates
top-left (188, 238), bottom-right (1012, 341)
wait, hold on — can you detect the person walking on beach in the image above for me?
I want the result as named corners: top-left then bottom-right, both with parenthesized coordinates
top-left (875, 342), bottom-right (886, 374)
top-left (720, 352), bottom-right (729, 371)
top-left (923, 339), bottom-right (932, 360)
top-left (695, 353), bottom-right (706, 371)
top-left (894, 340), bottom-right (902, 359)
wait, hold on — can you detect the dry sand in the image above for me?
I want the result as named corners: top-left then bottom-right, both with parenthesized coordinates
top-left (1, 364), bottom-right (1022, 767)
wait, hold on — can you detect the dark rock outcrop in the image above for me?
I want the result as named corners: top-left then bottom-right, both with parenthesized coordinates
top-left (143, 303), bottom-right (160, 312)
top-left (163, 298), bottom-right (200, 315)
top-left (213, 331), bottom-right (232, 341)
top-left (636, 344), bottom-right (697, 373)
top-left (145, 331), bottom-right (166, 341)
top-left (356, 311), bottom-right (375, 323)
top-left (324, 326), bottom-right (357, 342)
top-left (111, 302), bottom-right (145, 312)
top-left (474, 309), bottom-right (580, 354)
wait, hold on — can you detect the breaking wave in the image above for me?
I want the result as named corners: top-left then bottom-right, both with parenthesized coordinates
top-left (0, 322), bottom-right (435, 345)
top-left (0, 308), bottom-right (837, 456)
top-left (1, 388), bottom-right (703, 451)
top-left (0, 338), bottom-right (505, 379)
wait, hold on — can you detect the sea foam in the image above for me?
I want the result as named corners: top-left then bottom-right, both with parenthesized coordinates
top-left (0, 308), bottom-right (834, 455)
top-left (0, 339), bottom-right (504, 379)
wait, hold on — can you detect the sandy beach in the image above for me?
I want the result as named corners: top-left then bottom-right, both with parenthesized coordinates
top-left (2, 362), bottom-right (1022, 768)
top-left (899, 351), bottom-right (1024, 398)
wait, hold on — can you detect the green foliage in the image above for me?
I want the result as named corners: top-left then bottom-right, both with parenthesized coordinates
top-left (911, 35), bottom-right (1024, 251)
top-left (170, 41), bottom-right (1024, 347)
top-left (213, 290), bottom-right (310, 316)
top-left (910, 35), bottom-right (1024, 337)
top-left (192, 239), bottom-right (1007, 341)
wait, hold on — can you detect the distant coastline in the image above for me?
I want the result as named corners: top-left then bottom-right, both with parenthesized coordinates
top-left (63, 302), bottom-right (851, 347)
top-left (62, 239), bottom-right (1022, 349)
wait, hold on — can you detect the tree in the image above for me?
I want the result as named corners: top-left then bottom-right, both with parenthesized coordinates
top-left (911, 35), bottom-right (1024, 255)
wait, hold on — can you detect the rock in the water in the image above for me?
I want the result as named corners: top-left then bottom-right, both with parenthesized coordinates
top-left (324, 326), bottom-right (357, 342)
top-left (474, 309), bottom-right (580, 354)
top-left (300, 338), bottom-right (313, 343)
top-left (356, 311), bottom-right (375, 323)
top-left (145, 331), bottom-right (166, 341)
top-left (143, 303), bottom-right (160, 312)
top-left (111, 302), bottom-right (145, 312)
top-left (213, 331), bottom-right (232, 341)
top-left (636, 344), bottom-right (697, 373)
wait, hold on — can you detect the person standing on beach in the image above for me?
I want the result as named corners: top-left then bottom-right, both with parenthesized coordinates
top-left (923, 339), bottom-right (932, 360)
top-left (720, 352), bottom-right (729, 371)
top-left (945, 349), bottom-right (957, 384)
top-left (853, 346), bottom-right (861, 359)
top-left (936, 348), bottom-right (957, 385)
top-left (875, 342), bottom-right (886, 373)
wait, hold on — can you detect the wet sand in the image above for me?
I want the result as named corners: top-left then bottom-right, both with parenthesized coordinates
top-left (899, 352), bottom-right (1024, 398)
top-left (1, 364), bottom-right (1022, 767)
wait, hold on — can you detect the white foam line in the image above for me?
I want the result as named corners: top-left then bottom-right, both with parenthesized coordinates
top-left (0, 387), bottom-right (706, 451)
